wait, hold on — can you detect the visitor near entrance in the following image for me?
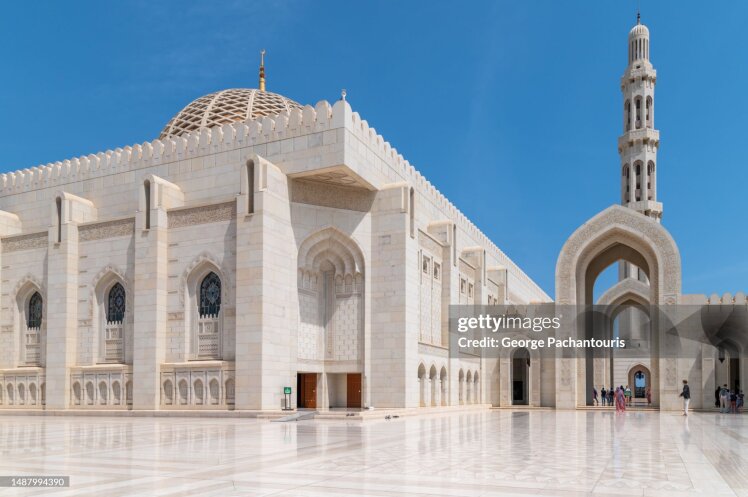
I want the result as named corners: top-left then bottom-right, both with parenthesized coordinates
top-left (720, 385), bottom-right (730, 413)
top-left (680, 380), bottom-right (691, 416)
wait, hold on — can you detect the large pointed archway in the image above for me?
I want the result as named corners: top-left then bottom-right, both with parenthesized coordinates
top-left (555, 205), bottom-right (681, 408)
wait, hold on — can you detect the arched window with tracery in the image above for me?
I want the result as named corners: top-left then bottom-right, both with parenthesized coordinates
top-left (635, 162), bottom-right (642, 201)
top-left (25, 292), bottom-right (43, 365)
top-left (196, 272), bottom-right (222, 359)
top-left (622, 164), bottom-right (630, 203)
top-left (104, 283), bottom-right (126, 362)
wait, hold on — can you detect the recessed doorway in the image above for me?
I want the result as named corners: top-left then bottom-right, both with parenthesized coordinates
top-left (347, 373), bottom-right (362, 408)
top-left (297, 373), bottom-right (317, 409)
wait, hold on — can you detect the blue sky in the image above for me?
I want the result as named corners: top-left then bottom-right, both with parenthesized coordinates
top-left (0, 1), bottom-right (746, 299)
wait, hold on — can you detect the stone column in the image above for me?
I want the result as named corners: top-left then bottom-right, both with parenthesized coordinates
top-left (0, 211), bottom-right (21, 369)
top-left (234, 156), bottom-right (295, 410)
top-left (45, 193), bottom-right (96, 409)
top-left (132, 191), bottom-right (168, 410)
top-left (45, 220), bottom-right (79, 409)
top-left (702, 344), bottom-right (715, 410)
top-left (370, 184), bottom-right (419, 408)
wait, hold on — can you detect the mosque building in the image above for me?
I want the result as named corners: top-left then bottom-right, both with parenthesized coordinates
top-left (0, 16), bottom-right (743, 413)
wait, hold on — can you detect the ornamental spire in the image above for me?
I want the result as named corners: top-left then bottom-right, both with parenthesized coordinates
top-left (259, 49), bottom-right (266, 92)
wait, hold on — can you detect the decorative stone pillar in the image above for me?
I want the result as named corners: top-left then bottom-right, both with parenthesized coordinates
top-left (133, 175), bottom-right (182, 410)
top-left (234, 155), bottom-right (295, 410)
top-left (370, 184), bottom-right (419, 408)
top-left (46, 193), bottom-right (96, 409)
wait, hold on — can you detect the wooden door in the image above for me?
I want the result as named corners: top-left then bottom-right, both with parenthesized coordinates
top-left (302, 374), bottom-right (317, 409)
top-left (347, 373), bottom-right (362, 408)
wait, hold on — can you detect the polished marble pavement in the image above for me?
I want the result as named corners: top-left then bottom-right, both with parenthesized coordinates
top-left (0, 410), bottom-right (747, 497)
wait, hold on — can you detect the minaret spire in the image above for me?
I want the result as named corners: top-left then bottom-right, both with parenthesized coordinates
top-left (619, 15), bottom-right (661, 221)
top-left (259, 49), bottom-right (266, 92)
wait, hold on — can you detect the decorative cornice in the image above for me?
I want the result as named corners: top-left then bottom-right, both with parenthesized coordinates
top-left (79, 218), bottom-right (135, 242)
top-left (1, 232), bottom-right (47, 253)
top-left (168, 202), bottom-right (235, 229)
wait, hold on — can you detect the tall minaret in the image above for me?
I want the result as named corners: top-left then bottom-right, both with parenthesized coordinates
top-left (618, 13), bottom-right (662, 221)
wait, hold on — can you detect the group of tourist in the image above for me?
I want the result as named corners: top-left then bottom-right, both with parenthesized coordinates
top-left (593, 385), bottom-right (651, 411)
top-left (594, 382), bottom-right (745, 416)
top-left (715, 384), bottom-right (744, 414)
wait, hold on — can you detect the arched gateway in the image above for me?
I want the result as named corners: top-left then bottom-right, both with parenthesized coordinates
top-left (554, 205), bottom-right (682, 408)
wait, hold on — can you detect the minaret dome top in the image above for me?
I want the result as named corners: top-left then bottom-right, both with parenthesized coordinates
top-left (628, 15), bottom-right (651, 64)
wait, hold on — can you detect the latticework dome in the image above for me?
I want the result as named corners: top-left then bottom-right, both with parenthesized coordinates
top-left (159, 88), bottom-right (302, 139)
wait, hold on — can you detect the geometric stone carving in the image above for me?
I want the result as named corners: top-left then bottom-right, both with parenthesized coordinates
top-left (167, 202), bottom-right (235, 229)
top-left (79, 218), bottom-right (135, 242)
top-left (1, 232), bottom-right (47, 253)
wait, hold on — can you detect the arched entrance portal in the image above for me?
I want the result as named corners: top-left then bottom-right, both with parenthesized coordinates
top-left (556, 205), bottom-right (682, 409)
top-left (628, 365), bottom-right (651, 404)
top-left (597, 280), bottom-right (654, 406)
top-left (512, 348), bottom-right (530, 405)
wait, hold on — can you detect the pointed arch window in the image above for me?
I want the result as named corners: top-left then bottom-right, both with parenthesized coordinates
top-left (107, 283), bottom-right (126, 323)
top-left (103, 282), bottom-right (126, 362)
top-left (25, 292), bottom-right (43, 365)
top-left (27, 292), bottom-right (43, 329)
top-left (196, 272), bottom-right (222, 359)
top-left (199, 272), bottom-right (222, 317)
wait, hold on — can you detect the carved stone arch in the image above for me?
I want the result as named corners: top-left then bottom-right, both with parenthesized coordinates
top-left (428, 363), bottom-right (437, 379)
top-left (597, 278), bottom-right (652, 323)
top-left (417, 362), bottom-right (426, 379)
top-left (179, 252), bottom-right (232, 307)
top-left (297, 226), bottom-right (365, 277)
top-left (89, 265), bottom-right (132, 321)
top-left (11, 275), bottom-right (46, 365)
top-left (556, 205), bottom-right (681, 305)
top-left (312, 250), bottom-right (346, 275)
top-left (11, 274), bottom-right (46, 322)
top-left (597, 278), bottom-right (650, 308)
top-left (627, 363), bottom-right (652, 399)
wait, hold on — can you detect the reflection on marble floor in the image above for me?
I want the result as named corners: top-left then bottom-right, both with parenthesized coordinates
top-left (1, 411), bottom-right (747, 496)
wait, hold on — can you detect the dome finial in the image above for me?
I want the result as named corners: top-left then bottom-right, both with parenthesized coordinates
top-left (637, 10), bottom-right (641, 25)
top-left (259, 49), bottom-right (266, 92)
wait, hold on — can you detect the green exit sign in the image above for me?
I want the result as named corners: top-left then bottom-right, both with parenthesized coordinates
top-left (284, 387), bottom-right (292, 395)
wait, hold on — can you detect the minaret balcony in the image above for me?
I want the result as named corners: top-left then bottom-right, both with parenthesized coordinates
top-left (621, 66), bottom-right (657, 84)
top-left (618, 128), bottom-right (659, 147)
top-left (625, 199), bottom-right (663, 216)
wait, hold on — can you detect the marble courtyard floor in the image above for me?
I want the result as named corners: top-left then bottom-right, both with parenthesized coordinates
top-left (1, 410), bottom-right (747, 497)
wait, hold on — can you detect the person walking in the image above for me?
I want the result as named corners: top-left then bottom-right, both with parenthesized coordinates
top-left (646, 387), bottom-right (652, 406)
top-left (608, 387), bottom-right (614, 407)
top-left (731, 389), bottom-right (738, 413)
top-left (679, 379), bottom-right (691, 416)
top-left (720, 384), bottom-right (730, 413)
top-left (624, 385), bottom-right (632, 406)
top-left (593, 386), bottom-right (599, 406)
top-left (615, 386), bottom-right (626, 413)
top-left (601, 387), bottom-right (607, 407)
top-left (715, 385), bottom-right (721, 408)
top-left (738, 390), bottom-right (744, 413)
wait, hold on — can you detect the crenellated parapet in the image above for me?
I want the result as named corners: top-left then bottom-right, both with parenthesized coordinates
top-left (0, 98), bottom-right (548, 301)
top-left (707, 292), bottom-right (748, 305)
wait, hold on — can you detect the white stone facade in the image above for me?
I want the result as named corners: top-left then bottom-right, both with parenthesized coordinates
top-left (0, 91), bottom-right (548, 412)
top-left (1, 17), bottom-right (742, 415)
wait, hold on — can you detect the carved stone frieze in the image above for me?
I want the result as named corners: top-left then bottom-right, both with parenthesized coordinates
top-left (168, 202), bottom-right (235, 229)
